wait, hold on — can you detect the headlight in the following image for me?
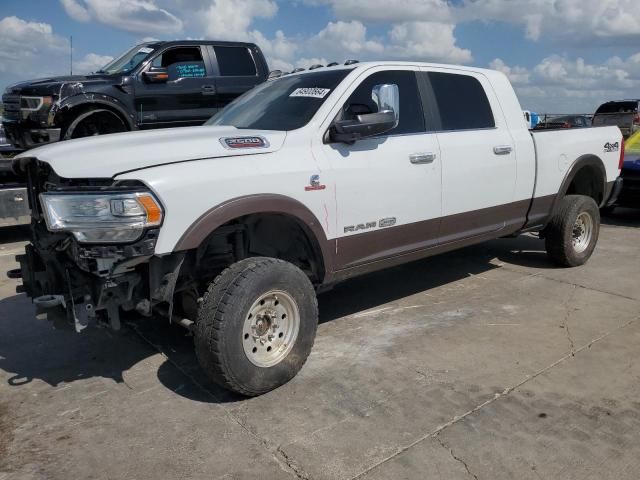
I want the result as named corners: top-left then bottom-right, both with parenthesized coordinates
top-left (40, 191), bottom-right (163, 243)
top-left (20, 96), bottom-right (52, 111)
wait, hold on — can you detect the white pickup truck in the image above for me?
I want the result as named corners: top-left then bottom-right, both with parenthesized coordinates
top-left (11, 61), bottom-right (624, 396)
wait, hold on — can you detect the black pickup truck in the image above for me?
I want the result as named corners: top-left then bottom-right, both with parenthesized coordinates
top-left (1, 40), bottom-right (269, 150)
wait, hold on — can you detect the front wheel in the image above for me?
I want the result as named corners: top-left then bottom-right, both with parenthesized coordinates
top-left (545, 195), bottom-right (600, 267)
top-left (194, 257), bottom-right (318, 396)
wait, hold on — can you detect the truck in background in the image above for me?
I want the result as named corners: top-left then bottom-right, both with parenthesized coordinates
top-left (0, 40), bottom-right (268, 227)
top-left (592, 100), bottom-right (640, 138)
top-left (1, 40), bottom-right (268, 150)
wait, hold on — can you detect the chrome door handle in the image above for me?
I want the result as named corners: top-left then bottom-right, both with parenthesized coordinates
top-left (493, 145), bottom-right (513, 155)
top-left (410, 153), bottom-right (436, 164)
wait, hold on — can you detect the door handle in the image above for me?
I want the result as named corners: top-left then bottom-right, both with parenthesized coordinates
top-left (201, 85), bottom-right (216, 95)
top-left (410, 153), bottom-right (437, 164)
top-left (493, 145), bottom-right (513, 155)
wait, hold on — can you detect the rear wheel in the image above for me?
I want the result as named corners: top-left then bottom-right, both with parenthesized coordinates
top-left (194, 257), bottom-right (318, 396)
top-left (63, 108), bottom-right (128, 140)
top-left (545, 195), bottom-right (600, 267)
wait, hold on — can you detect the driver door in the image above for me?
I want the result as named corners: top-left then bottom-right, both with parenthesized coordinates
top-left (315, 67), bottom-right (442, 270)
top-left (134, 45), bottom-right (217, 127)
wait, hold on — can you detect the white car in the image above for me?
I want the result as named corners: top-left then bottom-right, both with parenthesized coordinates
top-left (13, 61), bottom-right (624, 395)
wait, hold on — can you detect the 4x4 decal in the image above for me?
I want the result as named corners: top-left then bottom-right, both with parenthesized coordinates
top-left (604, 141), bottom-right (620, 153)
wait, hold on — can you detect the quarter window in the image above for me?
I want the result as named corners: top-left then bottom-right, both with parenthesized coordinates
top-left (214, 46), bottom-right (257, 76)
top-left (342, 70), bottom-right (425, 136)
top-left (427, 72), bottom-right (495, 131)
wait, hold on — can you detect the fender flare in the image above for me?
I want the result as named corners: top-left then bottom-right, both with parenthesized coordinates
top-left (550, 154), bottom-right (608, 214)
top-left (173, 194), bottom-right (334, 279)
top-left (54, 94), bottom-right (136, 131)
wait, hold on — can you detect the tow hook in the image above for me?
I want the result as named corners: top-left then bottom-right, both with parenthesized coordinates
top-left (33, 295), bottom-right (66, 309)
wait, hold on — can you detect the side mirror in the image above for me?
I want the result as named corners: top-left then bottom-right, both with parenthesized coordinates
top-left (143, 67), bottom-right (169, 83)
top-left (330, 83), bottom-right (399, 144)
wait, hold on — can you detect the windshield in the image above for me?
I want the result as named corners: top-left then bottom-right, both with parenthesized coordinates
top-left (206, 68), bottom-right (353, 131)
top-left (98, 43), bottom-right (159, 75)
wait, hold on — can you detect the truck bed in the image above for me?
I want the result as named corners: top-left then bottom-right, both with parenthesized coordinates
top-left (530, 126), bottom-right (622, 201)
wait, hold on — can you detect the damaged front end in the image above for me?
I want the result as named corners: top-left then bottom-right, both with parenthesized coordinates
top-left (13, 158), bottom-right (182, 332)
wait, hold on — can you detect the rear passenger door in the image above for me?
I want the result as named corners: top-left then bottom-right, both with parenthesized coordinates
top-left (135, 45), bottom-right (218, 126)
top-left (209, 45), bottom-right (263, 110)
top-left (419, 69), bottom-right (518, 243)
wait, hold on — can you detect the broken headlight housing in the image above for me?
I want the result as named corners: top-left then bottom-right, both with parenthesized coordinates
top-left (39, 191), bottom-right (163, 243)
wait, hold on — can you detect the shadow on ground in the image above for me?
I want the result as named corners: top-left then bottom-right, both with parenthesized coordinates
top-left (1, 234), bottom-right (555, 403)
top-left (0, 226), bottom-right (29, 244)
top-left (601, 207), bottom-right (640, 228)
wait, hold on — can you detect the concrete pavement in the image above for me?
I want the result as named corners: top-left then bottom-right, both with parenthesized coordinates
top-left (1, 211), bottom-right (639, 480)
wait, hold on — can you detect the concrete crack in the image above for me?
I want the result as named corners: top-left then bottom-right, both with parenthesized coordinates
top-left (560, 285), bottom-right (577, 356)
top-left (436, 437), bottom-right (478, 480)
top-left (130, 324), bottom-right (311, 480)
top-left (277, 446), bottom-right (311, 480)
top-left (350, 316), bottom-right (639, 480)
top-left (498, 266), bottom-right (640, 304)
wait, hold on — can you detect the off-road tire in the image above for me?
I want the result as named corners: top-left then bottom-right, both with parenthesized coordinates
top-left (194, 257), bottom-right (318, 396)
top-left (545, 194), bottom-right (600, 267)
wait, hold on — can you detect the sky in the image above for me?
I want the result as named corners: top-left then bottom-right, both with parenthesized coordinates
top-left (1, 0), bottom-right (640, 114)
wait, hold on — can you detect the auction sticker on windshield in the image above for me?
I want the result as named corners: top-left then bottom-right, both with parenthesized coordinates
top-left (290, 88), bottom-right (331, 99)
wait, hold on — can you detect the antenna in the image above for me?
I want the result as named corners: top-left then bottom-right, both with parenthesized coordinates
top-left (70, 35), bottom-right (73, 75)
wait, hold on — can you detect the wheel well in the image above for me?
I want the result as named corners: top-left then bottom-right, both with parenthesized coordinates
top-left (565, 164), bottom-right (605, 206)
top-left (190, 213), bottom-right (326, 286)
top-left (58, 103), bottom-right (129, 134)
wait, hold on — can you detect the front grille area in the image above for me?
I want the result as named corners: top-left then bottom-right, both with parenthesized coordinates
top-left (1, 94), bottom-right (21, 121)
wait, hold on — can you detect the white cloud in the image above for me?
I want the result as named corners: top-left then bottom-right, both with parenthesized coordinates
top-left (457, 0), bottom-right (640, 44)
top-left (60, 0), bottom-right (183, 34)
top-left (312, 21), bottom-right (384, 57)
top-left (493, 54), bottom-right (640, 113)
top-left (199, 0), bottom-right (277, 39)
top-left (74, 53), bottom-right (114, 74)
top-left (388, 22), bottom-right (472, 64)
top-left (305, 0), bottom-right (452, 23)
top-left (60, 0), bottom-right (91, 22)
top-left (311, 0), bottom-right (640, 45)
top-left (489, 59), bottom-right (530, 85)
top-left (0, 16), bottom-right (68, 77)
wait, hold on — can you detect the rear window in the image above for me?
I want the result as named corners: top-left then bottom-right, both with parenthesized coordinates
top-left (427, 72), bottom-right (495, 131)
top-left (214, 46), bottom-right (257, 76)
top-left (595, 101), bottom-right (638, 115)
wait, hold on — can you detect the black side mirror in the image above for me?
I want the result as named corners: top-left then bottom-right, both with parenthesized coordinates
top-left (330, 111), bottom-right (398, 144)
top-left (330, 83), bottom-right (399, 144)
top-left (143, 67), bottom-right (169, 83)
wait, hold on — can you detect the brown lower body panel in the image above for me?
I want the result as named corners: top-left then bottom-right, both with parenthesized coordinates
top-left (327, 197), bottom-right (548, 284)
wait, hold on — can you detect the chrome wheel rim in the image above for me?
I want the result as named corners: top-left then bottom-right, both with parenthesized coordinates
top-left (242, 290), bottom-right (300, 368)
top-left (572, 212), bottom-right (593, 254)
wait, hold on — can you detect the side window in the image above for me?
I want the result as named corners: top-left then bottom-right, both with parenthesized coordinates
top-left (152, 47), bottom-right (207, 80)
top-left (343, 70), bottom-right (425, 136)
top-left (427, 72), bottom-right (495, 131)
top-left (214, 46), bottom-right (257, 76)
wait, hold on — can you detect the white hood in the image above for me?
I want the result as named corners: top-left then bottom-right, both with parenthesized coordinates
top-left (19, 125), bottom-right (286, 178)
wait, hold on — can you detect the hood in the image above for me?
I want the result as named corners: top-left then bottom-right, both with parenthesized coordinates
top-left (17, 125), bottom-right (286, 178)
top-left (5, 74), bottom-right (122, 96)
